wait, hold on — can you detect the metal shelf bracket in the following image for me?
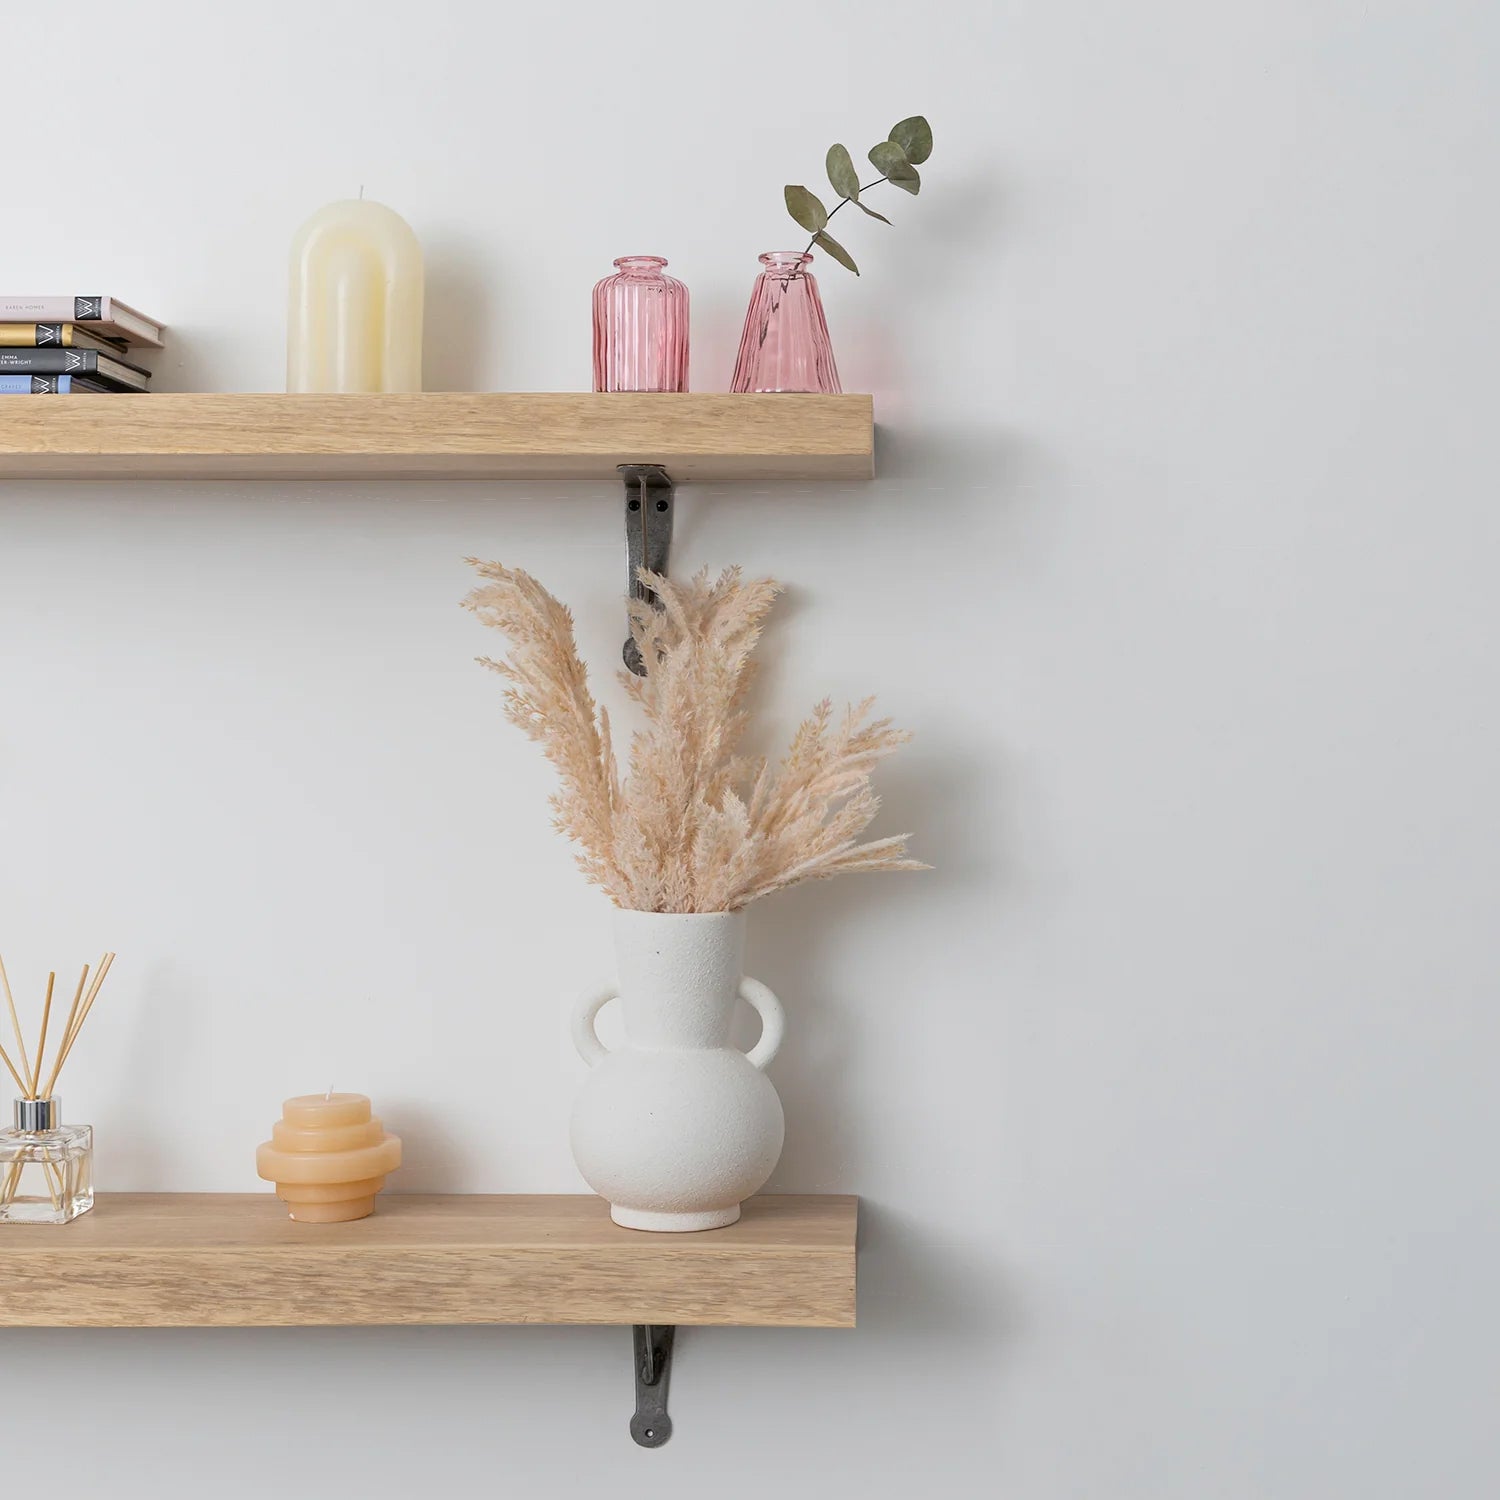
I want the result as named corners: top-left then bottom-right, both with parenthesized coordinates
top-left (620, 463), bottom-right (674, 676)
top-left (630, 1323), bottom-right (676, 1447)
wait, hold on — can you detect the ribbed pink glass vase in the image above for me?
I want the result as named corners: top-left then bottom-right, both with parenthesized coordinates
top-left (730, 251), bottom-right (841, 394)
top-left (592, 255), bottom-right (689, 392)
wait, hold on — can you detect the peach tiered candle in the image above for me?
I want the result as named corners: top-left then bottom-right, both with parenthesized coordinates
top-left (255, 1092), bottom-right (401, 1223)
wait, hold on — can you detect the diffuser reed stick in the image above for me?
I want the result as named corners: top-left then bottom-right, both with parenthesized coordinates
top-left (0, 955), bottom-right (33, 1098)
top-left (27, 973), bottom-right (54, 1101)
top-left (46, 954), bottom-right (113, 1097)
top-left (0, 1036), bottom-right (25, 1097)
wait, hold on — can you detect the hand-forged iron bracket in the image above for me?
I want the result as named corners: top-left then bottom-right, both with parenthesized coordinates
top-left (621, 463), bottom-right (674, 676)
top-left (630, 1323), bottom-right (676, 1447)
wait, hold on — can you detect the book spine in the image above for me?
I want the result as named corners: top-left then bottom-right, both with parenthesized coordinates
top-left (0, 349), bottom-right (100, 373)
top-left (0, 325), bottom-right (126, 353)
top-left (0, 297), bottom-right (107, 322)
top-left (0, 374), bottom-right (73, 393)
top-left (0, 323), bottom-right (68, 346)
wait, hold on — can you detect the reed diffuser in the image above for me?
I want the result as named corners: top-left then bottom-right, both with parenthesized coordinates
top-left (0, 952), bottom-right (114, 1224)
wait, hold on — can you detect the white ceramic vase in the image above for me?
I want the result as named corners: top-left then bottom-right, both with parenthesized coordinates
top-left (569, 908), bottom-right (786, 1231)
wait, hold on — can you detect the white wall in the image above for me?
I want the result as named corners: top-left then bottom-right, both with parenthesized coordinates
top-left (3, 1), bottom-right (1497, 1493)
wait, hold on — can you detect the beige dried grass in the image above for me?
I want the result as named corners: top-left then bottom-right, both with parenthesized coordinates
top-left (462, 561), bottom-right (926, 912)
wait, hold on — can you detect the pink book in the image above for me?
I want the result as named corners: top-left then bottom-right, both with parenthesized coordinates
top-left (0, 296), bottom-right (164, 348)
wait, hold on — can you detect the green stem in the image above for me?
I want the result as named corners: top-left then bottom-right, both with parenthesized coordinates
top-left (803, 176), bottom-right (890, 257)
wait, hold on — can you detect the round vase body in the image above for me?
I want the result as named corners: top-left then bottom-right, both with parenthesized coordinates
top-left (569, 909), bottom-right (785, 1232)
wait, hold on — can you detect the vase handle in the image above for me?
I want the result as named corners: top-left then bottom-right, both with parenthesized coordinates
top-left (740, 977), bottom-right (786, 1071)
top-left (571, 984), bottom-right (617, 1068)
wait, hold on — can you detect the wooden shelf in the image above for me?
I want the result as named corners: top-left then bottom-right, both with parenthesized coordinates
top-left (0, 392), bottom-right (874, 481)
top-left (0, 1193), bottom-right (858, 1328)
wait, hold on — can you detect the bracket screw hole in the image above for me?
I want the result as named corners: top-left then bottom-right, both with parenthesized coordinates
top-left (628, 498), bottom-right (641, 511)
top-left (655, 499), bottom-right (669, 512)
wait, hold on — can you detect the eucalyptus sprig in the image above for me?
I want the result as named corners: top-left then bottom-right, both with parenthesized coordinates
top-left (783, 115), bottom-right (933, 276)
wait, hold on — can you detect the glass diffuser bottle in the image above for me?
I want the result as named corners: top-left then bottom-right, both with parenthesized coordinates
top-left (730, 251), bottom-right (841, 394)
top-left (592, 255), bottom-right (690, 392)
top-left (0, 1097), bottom-right (93, 1225)
top-left (0, 951), bottom-right (114, 1226)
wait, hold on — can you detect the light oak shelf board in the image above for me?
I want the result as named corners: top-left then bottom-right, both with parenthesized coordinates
top-left (0, 1192), bottom-right (858, 1328)
top-left (0, 392), bottom-right (874, 481)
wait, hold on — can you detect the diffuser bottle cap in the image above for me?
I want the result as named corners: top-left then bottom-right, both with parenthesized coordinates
top-left (14, 1098), bottom-right (59, 1131)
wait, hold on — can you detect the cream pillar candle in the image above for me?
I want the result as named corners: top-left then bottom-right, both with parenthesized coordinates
top-left (287, 199), bottom-right (424, 392)
top-left (255, 1092), bottom-right (402, 1223)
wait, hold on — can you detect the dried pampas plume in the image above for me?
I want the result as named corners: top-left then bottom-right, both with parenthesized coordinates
top-left (462, 561), bottom-right (927, 913)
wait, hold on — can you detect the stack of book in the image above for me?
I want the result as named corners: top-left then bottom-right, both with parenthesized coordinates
top-left (0, 296), bottom-right (165, 394)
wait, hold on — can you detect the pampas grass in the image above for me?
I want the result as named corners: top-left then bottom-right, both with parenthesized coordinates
top-left (462, 562), bottom-right (926, 912)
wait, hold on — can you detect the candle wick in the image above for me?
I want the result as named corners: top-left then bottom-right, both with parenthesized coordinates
top-left (358, 184), bottom-right (365, 200)
top-left (326, 1084), bottom-right (334, 1101)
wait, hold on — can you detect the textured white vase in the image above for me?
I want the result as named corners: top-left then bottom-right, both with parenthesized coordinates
top-left (569, 908), bottom-right (786, 1232)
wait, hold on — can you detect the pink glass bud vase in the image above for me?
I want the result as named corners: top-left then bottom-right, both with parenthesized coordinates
top-left (730, 251), bottom-right (841, 394)
top-left (592, 255), bottom-right (690, 393)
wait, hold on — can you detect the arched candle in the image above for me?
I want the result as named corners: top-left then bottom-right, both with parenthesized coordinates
top-left (255, 1092), bottom-right (402, 1223)
top-left (287, 199), bottom-right (424, 392)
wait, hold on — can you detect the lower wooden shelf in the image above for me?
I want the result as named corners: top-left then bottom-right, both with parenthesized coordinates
top-left (0, 1192), bottom-right (858, 1329)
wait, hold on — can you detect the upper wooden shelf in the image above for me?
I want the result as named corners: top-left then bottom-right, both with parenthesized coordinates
top-left (0, 392), bottom-right (874, 481)
top-left (0, 1192), bottom-right (858, 1328)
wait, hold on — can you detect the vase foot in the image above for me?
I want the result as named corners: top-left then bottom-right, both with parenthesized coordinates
top-left (610, 1203), bottom-right (741, 1233)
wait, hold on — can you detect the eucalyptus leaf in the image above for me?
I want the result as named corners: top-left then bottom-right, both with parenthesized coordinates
top-left (854, 200), bottom-right (893, 225)
top-left (867, 140), bottom-right (909, 177)
top-left (814, 230), bottom-right (859, 275)
top-left (888, 115), bottom-right (933, 165)
top-left (826, 143), bottom-right (860, 201)
top-left (784, 184), bottom-right (829, 232)
top-left (887, 162), bottom-right (920, 195)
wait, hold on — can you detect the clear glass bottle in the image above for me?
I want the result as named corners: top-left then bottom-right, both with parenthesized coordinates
top-left (593, 255), bottom-right (690, 392)
top-left (0, 1097), bottom-right (93, 1225)
top-left (730, 251), bottom-right (841, 394)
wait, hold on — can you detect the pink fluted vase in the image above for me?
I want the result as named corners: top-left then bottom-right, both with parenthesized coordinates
top-left (730, 251), bottom-right (841, 394)
top-left (592, 255), bottom-right (690, 392)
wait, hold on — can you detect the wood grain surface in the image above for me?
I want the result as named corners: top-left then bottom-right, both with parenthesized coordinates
top-left (0, 1193), bottom-right (858, 1328)
top-left (0, 392), bottom-right (874, 480)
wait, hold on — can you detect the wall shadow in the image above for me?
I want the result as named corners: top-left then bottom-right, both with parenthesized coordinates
top-left (423, 238), bottom-right (498, 392)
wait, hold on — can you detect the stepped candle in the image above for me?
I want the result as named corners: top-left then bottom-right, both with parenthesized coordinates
top-left (287, 199), bottom-right (424, 392)
top-left (255, 1092), bottom-right (402, 1223)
